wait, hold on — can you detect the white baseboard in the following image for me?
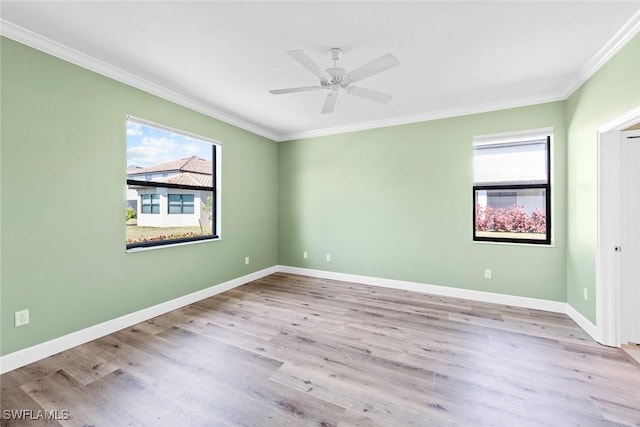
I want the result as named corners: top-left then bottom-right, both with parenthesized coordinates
top-left (0, 264), bottom-right (603, 374)
top-left (278, 266), bottom-right (606, 344)
top-left (566, 304), bottom-right (601, 343)
top-left (278, 265), bottom-right (568, 313)
top-left (0, 266), bottom-right (278, 374)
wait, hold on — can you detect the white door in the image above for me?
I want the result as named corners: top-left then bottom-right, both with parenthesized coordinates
top-left (620, 129), bottom-right (640, 345)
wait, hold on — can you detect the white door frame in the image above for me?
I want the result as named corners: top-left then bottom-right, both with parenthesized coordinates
top-left (596, 104), bottom-right (640, 347)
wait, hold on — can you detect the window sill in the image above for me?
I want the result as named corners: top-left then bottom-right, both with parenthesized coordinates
top-left (126, 236), bottom-right (221, 253)
top-left (473, 239), bottom-right (555, 248)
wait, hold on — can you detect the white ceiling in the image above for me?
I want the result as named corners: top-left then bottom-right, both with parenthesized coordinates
top-left (2, 1), bottom-right (640, 141)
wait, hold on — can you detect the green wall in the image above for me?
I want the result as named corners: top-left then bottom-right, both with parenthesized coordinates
top-left (2, 30), bottom-right (639, 357)
top-left (279, 102), bottom-right (567, 301)
top-left (565, 33), bottom-right (640, 323)
top-left (0, 38), bottom-right (279, 356)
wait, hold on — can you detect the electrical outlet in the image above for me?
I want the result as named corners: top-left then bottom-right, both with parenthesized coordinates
top-left (15, 309), bottom-right (29, 327)
top-left (583, 288), bottom-right (588, 301)
top-left (484, 269), bottom-right (492, 279)
top-left (326, 254), bottom-right (331, 262)
top-left (244, 256), bottom-right (250, 265)
top-left (303, 251), bottom-right (308, 259)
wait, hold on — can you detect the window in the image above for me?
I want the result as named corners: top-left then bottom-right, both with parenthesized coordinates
top-left (473, 129), bottom-right (551, 244)
top-left (141, 194), bottom-right (160, 214)
top-left (126, 116), bottom-right (220, 250)
top-left (168, 194), bottom-right (195, 214)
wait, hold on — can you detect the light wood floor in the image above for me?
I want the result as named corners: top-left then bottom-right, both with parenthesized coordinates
top-left (2, 273), bottom-right (640, 426)
top-left (622, 344), bottom-right (640, 367)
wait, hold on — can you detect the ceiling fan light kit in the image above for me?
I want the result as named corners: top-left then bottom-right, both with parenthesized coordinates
top-left (269, 48), bottom-right (399, 114)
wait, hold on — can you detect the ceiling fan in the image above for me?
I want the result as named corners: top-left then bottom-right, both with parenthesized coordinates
top-left (269, 48), bottom-right (399, 114)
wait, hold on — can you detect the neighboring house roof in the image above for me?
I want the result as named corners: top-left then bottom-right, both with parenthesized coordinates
top-left (128, 156), bottom-right (212, 175)
top-left (127, 165), bottom-right (144, 173)
top-left (164, 172), bottom-right (213, 187)
top-left (127, 156), bottom-right (213, 188)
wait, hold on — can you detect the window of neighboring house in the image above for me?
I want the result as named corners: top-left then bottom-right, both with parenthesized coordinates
top-left (126, 116), bottom-right (221, 250)
top-left (141, 194), bottom-right (160, 214)
top-left (168, 194), bottom-right (195, 214)
top-left (473, 129), bottom-right (552, 244)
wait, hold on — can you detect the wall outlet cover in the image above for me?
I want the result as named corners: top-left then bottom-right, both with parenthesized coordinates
top-left (15, 309), bottom-right (29, 327)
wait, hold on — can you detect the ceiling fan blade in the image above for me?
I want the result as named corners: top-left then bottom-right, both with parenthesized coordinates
top-left (321, 88), bottom-right (339, 114)
top-left (288, 50), bottom-right (331, 80)
top-left (348, 86), bottom-right (393, 104)
top-left (269, 86), bottom-right (322, 95)
top-left (346, 53), bottom-right (399, 83)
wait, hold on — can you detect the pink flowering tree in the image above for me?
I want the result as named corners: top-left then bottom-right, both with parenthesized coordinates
top-left (475, 205), bottom-right (493, 231)
top-left (527, 208), bottom-right (546, 233)
top-left (475, 204), bottom-right (546, 234)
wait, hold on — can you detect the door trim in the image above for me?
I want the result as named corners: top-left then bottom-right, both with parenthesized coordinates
top-left (596, 105), bottom-right (640, 347)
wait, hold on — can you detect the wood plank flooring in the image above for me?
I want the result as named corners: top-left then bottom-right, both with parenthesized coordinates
top-left (2, 273), bottom-right (640, 426)
top-left (622, 344), bottom-right (640, 367)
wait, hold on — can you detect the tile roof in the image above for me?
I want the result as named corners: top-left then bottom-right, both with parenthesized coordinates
top-left (127, 156), bottom-right (213, 188)
top-left (127, 156), bottom-right (212, 175)
top-left (163, 172), bottom-right (213, 187)
top-left (127, 165), bottom-right (144, 173)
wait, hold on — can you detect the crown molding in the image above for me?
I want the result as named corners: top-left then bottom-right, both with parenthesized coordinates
top-left (280, 92), bottom-right (563, 141)
top-left (0, 20), bottom-right (280, 142)
top-left (559, 8), bottom-right (640, 98)
top-left (2, 9), bottom-right (639, 143)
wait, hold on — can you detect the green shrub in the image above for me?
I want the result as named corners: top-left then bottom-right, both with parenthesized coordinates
top-left (126, 206), bottom-right (137, 221)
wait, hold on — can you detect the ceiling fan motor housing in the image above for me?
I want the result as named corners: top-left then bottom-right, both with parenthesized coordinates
top-left (324, 67), bottom-right (350, 88)
top-left (325, 48), bottom-right (349, 88)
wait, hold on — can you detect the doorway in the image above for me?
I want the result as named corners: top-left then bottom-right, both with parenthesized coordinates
top-left (597, 106), bottom-right (640, 347)
top-left (620, 129), bottom-right (640, 345)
